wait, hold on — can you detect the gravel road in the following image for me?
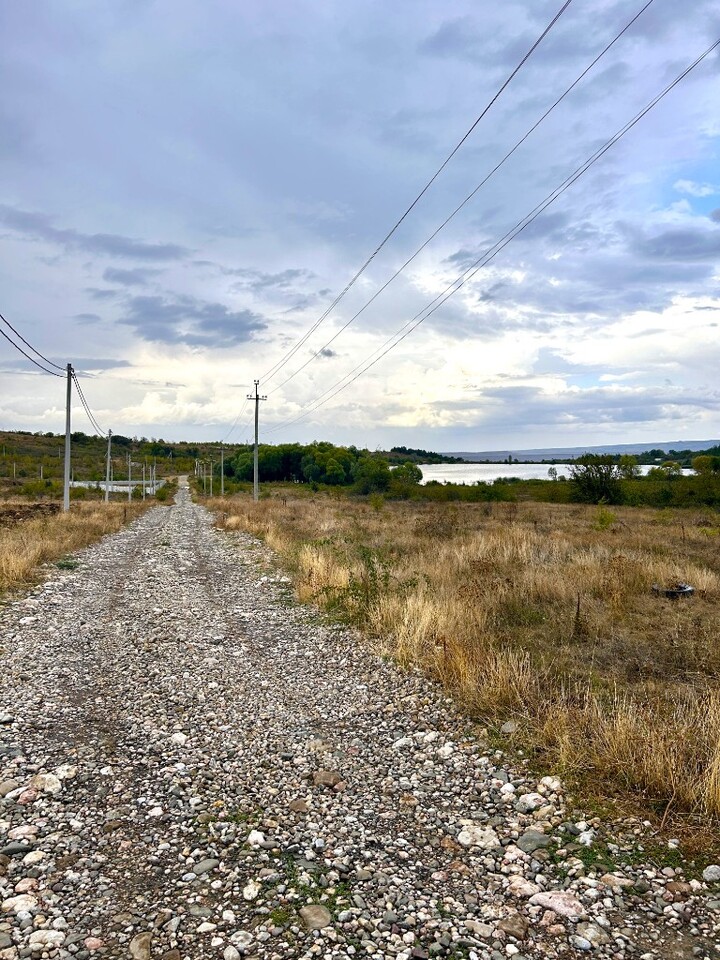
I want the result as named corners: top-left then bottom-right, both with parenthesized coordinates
top-left (1, 481), bottom-right (719, 960)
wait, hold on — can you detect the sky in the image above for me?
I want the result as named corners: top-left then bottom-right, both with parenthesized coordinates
top-left (1, 0), bottom-right (720, 451)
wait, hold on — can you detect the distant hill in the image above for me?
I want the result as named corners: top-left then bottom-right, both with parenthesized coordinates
top-left (446, 440), bottom-right (720, 463)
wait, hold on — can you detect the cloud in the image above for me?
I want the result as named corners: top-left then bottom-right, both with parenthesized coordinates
top-left (674, 179), bottom-right (719, 198)
top-left (103, 267), bottom-right (162, 286)
top-left (119, 294), bottom-right (267, 347)
top-left (85, 288), bottom-right (120, 301)
top-left (73, 359), bottom-right (132, 373)
top-left (72, 313), bottom-right (102, 324)
top-left (317, 347), bottom-right (337, 358)
top-left (0, 205), bottom-right (189, 261)
top-left (711, 209), bottom-right (720, 223)
top-left (632, 226), bottom-right (720, 262)
top-left (228, 267), bottom-right (316, 293)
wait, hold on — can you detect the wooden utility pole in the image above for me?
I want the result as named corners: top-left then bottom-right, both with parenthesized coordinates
top-left (247, 380), bottom-right (267, 502)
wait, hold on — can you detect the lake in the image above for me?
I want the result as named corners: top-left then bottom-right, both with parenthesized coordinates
top-left (417, 463), bottom-right (691, 484)
top-left (418, 463), bottom-right (571, 484)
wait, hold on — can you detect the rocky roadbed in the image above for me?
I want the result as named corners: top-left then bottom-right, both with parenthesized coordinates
top-left (1, 481), bottom-right (719, 960)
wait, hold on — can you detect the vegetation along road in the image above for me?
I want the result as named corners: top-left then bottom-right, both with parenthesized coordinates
top-left (1, 481), bottom-right (719, 960)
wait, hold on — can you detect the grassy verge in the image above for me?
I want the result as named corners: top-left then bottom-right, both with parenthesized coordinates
top-left (0, 501), bottom-right (151, 595)
top-left (211, 490), bottom-right (720, 845)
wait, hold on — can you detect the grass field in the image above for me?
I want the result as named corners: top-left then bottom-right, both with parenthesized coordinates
top-left (212, 491), bottom-right (720, 842)
top-left (0, 500), bottom-right (151, 595)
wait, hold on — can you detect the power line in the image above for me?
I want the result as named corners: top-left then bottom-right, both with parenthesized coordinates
top-left (72, 372), bottom-right (107, 436)
top-left (221, 394), bottom-right (251, 444)
top-left (258, 0), bottom-right (575, 386)
top-left (268, 0), bottom-right (657, 396)
top-left (0, 326), bottom-right (63, 378)
top-left (0, 311), bottom-right (64, 371)
top-left (268, 36), bottom-right (720, 435)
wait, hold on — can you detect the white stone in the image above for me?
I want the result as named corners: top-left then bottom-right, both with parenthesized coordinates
top-left (437, 743), bottom-right (454, 758)
top-left (54, 764), bottom-right (78, 780)
top-left (224, 948), bottom-right (241, 960)
top-left (2, 894), bottom-right (38, 913)
top-left (23, 851), bottom-right (45, 865)
top-left (457, 825), bottom-right (499, 849)
top-left (29, 773), bottom-right (62, 795)
top-left (529, 891), bottom-right (585, 918)
top-left (703, 864), bottom-right (720, 883)
top-left (28, 930), bottom-right (66, 950)
top-left (539, 775), bottom-right (562, 793)
top-left (515, 792), bottom-right (545, 813)
top-left (508, 875), bottom-right (540, 898)
top-left (247, 830), bottom-right (264, 847)
top-left (171, 732), bottom-right (187, 745)
top-left (243, 880), bottom-right (261, 901)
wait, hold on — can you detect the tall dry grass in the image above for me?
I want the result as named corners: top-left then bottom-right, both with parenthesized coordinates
top-left (217, 495), bottom-right (720, 829)
top-left (0, 501), bottom-right (149, 593)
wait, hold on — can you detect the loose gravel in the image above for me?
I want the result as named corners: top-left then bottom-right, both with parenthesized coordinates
top-left (1, 480), bottom-right (719, 960)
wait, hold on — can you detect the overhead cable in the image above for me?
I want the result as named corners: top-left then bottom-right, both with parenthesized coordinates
top-left (72, 372), bottom-right (107, 436)
top-left (268, 36), bottom-right (720, 434)
top-left (0, 312), bottom-right (64, 371)
top-left (258, 0), bottom-right (575, 386)
top-left (0, 326), bottom-right (64, 378)
top-left (268, 0), bottom-right (657, 396)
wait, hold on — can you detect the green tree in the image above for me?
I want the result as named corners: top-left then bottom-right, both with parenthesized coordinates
top-left (617, 454), bottom-right (640, 479)
top-left (392, 461), bottom-right (423, 484)
top-left (352, 456), bottom-right (391, 494)
top-left (569, 454), bottom-right (623, 504)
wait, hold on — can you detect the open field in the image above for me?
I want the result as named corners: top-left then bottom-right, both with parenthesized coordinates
top-left (0, 500), bottom-right (151, 595)
top-left (212, 491), bottom-right (720, 843)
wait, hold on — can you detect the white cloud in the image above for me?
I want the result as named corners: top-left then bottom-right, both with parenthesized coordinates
top-left (674, 179), bottom-right (719, 198)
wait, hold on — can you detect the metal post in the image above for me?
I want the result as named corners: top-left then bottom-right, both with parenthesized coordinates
top-left (128, 454), bottom-right (132, 502)
top-left (105, 430), bottom-right (112, 502)
top-left (63, 363), bottom-right (72, 512)
top-left (220, 445), bottom-right (224, 497)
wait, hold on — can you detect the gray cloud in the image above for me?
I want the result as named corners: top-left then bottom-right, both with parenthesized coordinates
top-left (103, 267), bottom-right (162, 286)
top-left (632, 225), bottom-right (720, 261)
top-left (120, 294), bottom-right (267, 347)
top-left (0, 205), bottom-right (188, 261)
top-left (711, 209), bottom-right (720, 223)
top-left (85, 288), bottom-right (120, 301)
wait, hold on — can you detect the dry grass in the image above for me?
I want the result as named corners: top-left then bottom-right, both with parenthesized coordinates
top-left (0, 501), bottom-right (149, 594)
top-left (217, 494), bottom-right (720, 836)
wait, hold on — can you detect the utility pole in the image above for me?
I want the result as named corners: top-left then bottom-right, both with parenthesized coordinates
top-left (209, 459), bottom-right (213, 498)
top-left (128, 453), bottom-right (132, 502)
top-left (105, 430), bottom-right (112, 503)
top-left (220, 445), bottom-right (224, 497)
top-left (247, 380), bottom-right (267, 502)
top-left (63, 363), bottom-right (72, 512)
top-left (142, 462), bottom-right (146, 500)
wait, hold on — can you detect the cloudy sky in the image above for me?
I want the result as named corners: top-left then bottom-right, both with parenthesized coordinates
top-left (1, 0), bottom-right (719, 451)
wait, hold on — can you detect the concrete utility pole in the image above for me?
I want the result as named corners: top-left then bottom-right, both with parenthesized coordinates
top-left (142, 462), bottom-right (146, 500)
top-left (63, 363), bottom-right (73, 512)
top-left (128, 453), bottom-right (132, 502)
top-left (105, 430), bottom-right (112, 503)
top-left (248, 380), bottom-right (267, 502)
top-left (220, 445), bottom-right (224, 497)
top-left (209, 459), bottom-right (213, 498)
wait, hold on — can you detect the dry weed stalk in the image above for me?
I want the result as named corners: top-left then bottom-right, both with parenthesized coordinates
top-left (215, 494), bottom-right (720, 821)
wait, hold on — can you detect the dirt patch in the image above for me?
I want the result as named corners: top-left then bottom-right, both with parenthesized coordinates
top-left (0, 501), bottom-right (61, 526)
